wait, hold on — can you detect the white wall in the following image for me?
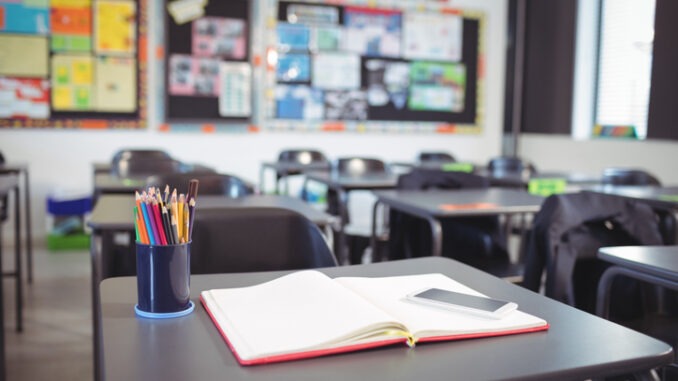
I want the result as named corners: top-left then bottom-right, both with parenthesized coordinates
top-left (519, 134), bottom-right (678, 184)
top-left (0, 0), bottom-right (509, 240)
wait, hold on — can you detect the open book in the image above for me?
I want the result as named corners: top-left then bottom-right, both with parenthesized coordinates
top-left (200, 271), bottom-right (548, 365)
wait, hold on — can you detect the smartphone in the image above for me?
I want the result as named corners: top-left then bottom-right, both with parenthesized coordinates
top-left (406, 288), bottom-right (518, 319)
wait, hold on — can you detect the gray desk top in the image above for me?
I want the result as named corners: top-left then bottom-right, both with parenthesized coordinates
top-left (261, 161), bottom-right (331, 173)
top-left (0, 163), bottom-right (28, 175)
top-left (306, 171), bottom-right (398, 191)
top-left (94, 173), bottom-right (145, 194)
top-left (585, 185), bottom-right (678, 209)
top-left (598, 246), bottom-right (678, 281)
top-left (374, 188), bottom-right (544, 217)
top-left (101, 257), bottom-right (673, 381)
top-left (88, 194), bottom-right (337, 230)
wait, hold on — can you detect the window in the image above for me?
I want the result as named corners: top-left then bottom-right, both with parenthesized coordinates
top-left (593, 0), bottom-right (656, 139)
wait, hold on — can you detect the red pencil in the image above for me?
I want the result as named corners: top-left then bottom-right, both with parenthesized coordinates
top-left (152, 200), bottom-right (168, 245)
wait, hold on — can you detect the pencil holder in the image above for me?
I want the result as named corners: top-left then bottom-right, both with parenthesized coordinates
top-left (134, 242), bottom-right (194, 318)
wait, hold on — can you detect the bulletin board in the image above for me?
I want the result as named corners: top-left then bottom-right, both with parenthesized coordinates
top-left (264, 0), bottom-right (485, 133)
top-left (0, 0), bottom-right (148, 129)
top-left (160, 0), bottom-right (252, 132)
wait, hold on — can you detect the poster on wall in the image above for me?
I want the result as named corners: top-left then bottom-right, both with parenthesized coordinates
top-left (0, 0), bottom-right (147, 129)
top-left (163, 0), bottom-right (252, 126)
top-left (268, 0), bottom-right (483, 132)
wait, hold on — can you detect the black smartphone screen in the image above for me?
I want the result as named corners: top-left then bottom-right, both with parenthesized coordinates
top-left (414, 288), bottom-right (510, 312)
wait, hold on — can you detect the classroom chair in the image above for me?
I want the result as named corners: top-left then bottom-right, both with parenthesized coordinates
top-left (601, 167), bottom-right (661, 186)
top-left (112, 158), bottom-right (182, 179)
top-left (417, 151), bottom-right (456, 164)
top-left (275, 149), bottom-right (329, 195)
top-left (328, 157), bottom-right (390, 264)
top-left (111, 149), bottom-right (172, 164)
top-left (190, 207), bottom-right (337, 273)
top-left (486, 156), bottom-right (536, 178)
top-left (522, 192), bottom-right (674, 316)
top-left (387, 169), bottom-right (520, 279)
top-left (146, 173), bottom-right (254, 198)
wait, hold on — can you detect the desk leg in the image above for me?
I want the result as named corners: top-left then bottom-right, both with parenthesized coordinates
top-left (258, 167), bottom-right (265, 195)
top-left (0, 224), bottom-right (6, 381)
top-left (370, 200), bottom-right (381, 262)
top-left (427, 217), bottom-right (443, 257)
top-left (13, 185), bottom-right (22, 332)
top-left (338, 190), bottom-right (349, 266)
top-left (90, 232), bottom-right (103, 381)
top-left (23, 169), bottom-right (32, 284)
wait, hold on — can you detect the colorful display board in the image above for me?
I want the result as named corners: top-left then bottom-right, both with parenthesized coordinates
top-left (161, 0), bottom-right (251, 131)
top-left (264, 0), bottom-right (485, 133)
top-left (0, 0), bottom-right (147, 128)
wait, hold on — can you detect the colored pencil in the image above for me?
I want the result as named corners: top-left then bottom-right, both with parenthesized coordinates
top-left (139, 197), bottom-right (156, 245)
top-left (151, 200), bottom-right (167, 245)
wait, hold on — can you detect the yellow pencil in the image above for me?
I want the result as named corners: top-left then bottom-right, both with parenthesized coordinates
top-left (178, 193), bottom-right (185, 242)
top-left (183, 201), bottom-right (189, 242)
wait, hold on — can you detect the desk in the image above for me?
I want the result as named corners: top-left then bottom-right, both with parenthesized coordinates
top-left (371, 189), bottom-right (544, 259)
top-left (596, 245), bottom-right (678, 318)
top-left (303, 171), bottom-right (398, 264)
top-left (0, 163), bottom-right (32, 284)
top-left (87, 193), bottom-right (338, 381)
top-left (0, 176), bottom-right (23, 335)
top-left (100, 257), bottom-right (673, 381)
top-left (259, 161), bottom-right (331, 195)
top-left (586, 185), bottom-right (678, 210)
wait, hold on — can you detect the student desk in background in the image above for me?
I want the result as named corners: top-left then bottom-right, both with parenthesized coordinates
top-left (87, 193), bottom-right (338, 380)
top-left (99, 257), bottom-right (673, 381)
top-left (585, 185), bottom-right (678, 210)
top-left (303, 171), bottom-right (399, 265)
top-left (0, 163), bottom-right (33, 284)
top-left (370, 189), bottom-right (545, 260)
top-left (259, 161), bottom-right (331, 195)
top-left (596, 245), bottom-right (678, 317)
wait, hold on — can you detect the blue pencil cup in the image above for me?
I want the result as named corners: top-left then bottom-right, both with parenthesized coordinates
top-left (135, 242), bottom-right (194, 318)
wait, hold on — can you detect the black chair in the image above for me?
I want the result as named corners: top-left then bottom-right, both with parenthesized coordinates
top-left (275, 149), bottom-right (329, 193)
top-left (146, 173), bottom-right (254, 197)
top-left (418, 152), bottom-right (456, 164)
top-left (522, 192), bottom-right (673, 316)
top-left (601, 168), bottom-right (661, 186)
top-left (388, 169), bottom-right (519, 279)
top-left (111, 158), bottom-right (182, 179)
top-left (190, 207), bottom-right (337, 274)
top-left (327, 157), bottom-right (389, 264)
top-left (484, 156), bottom-right (537, 191)
top-left (111, 149), bottom-right (172, 164)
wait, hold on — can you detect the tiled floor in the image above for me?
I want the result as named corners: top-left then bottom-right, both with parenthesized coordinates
top-left (3, 245), bottom-right (92, 381)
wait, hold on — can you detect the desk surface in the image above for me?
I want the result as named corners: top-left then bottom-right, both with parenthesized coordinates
top-left (93, 173), bottom-right (145, 194)
top-left (374, 188), bottom-right (544, 217)
top-left (0, 163), bottom-right (28, 175)
top-left (585, 185), bottom-right (678, 209)
top-left (88, 194), bottom-right (337, 230)
top-left (261, 161), bottom-right (331, 173)
top-left (101, 257), bottom-right (673, 381)
top-left (306, 171), bottom-right (398, 191)
top-left (598, 246), bottom-right (678, 281)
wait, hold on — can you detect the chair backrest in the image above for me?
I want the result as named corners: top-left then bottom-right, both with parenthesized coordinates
top-left (111, 149), bottom-right (172, 163)
top-left (418, 152), bottom-right (455, 164)
top-left (146, 173), bottom-right (254, 197)
top-left (190, 207), bottom-right (337, 273)
top-left (397, 169), bottom-right (488, 190)
top-left (487, 156), bottom-right (536, 176)
top-left (522, 192), bottom-right (669, 317)
top-left (112, 158), bottom-right (181, 178)
top-left (335, 157), bottom-right (388, 176)
top-left (601, 168), bottom-right (661, 186)
top-left (278, 149), bottom-right (328, 165)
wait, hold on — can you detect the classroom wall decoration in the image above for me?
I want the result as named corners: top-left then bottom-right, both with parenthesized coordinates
top-left (0, 0), bottom-right (148, 129)
top-left (264, 0), bottom-right (485, 134)
top-left (159, 0), bottom-right (252, 132)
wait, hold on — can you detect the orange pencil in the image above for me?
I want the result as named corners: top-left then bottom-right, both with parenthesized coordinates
top-left (135, 206), bottom-right (149, 244)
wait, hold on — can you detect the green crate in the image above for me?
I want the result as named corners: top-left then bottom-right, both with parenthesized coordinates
top-left (47, 233), bottom-right (90, 251)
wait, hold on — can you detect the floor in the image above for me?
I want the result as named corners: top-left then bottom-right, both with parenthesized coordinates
top-left (3, 244), bottom-right (92, 381)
